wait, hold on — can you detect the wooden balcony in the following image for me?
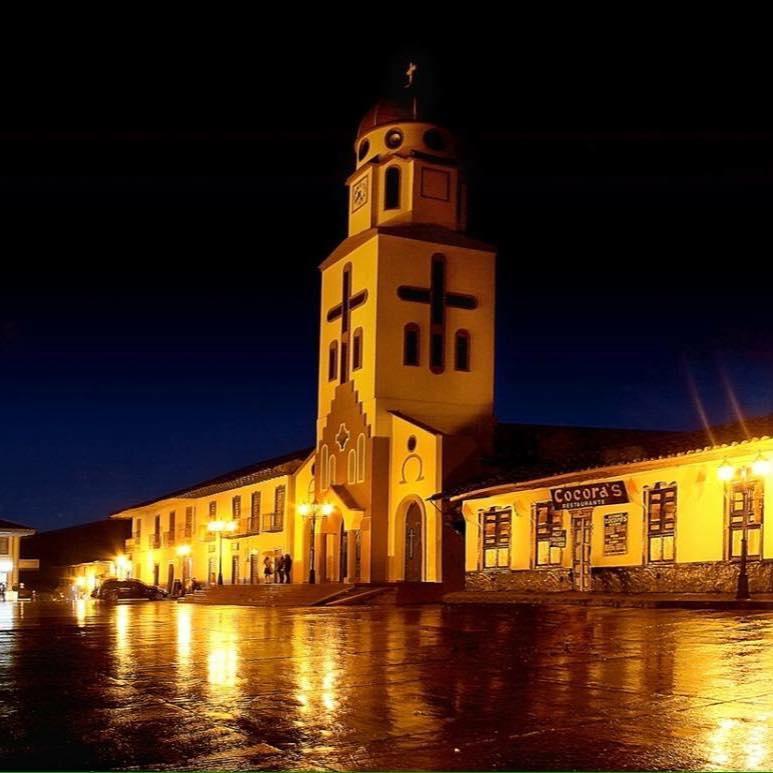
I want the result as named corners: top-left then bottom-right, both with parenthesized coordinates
top-left (262, 512), bottom-right (283, 533)
top-left (232, 517), bottom-right (261, 536)
top-left (198, 526), bottom-right (216, 542)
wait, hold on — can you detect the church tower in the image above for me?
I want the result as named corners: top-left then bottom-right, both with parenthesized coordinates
top-left (313, 84), bottom-right (496, 586)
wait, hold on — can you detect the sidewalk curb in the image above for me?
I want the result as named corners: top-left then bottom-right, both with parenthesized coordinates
top-left (442, 592), bottom-right (773, 610)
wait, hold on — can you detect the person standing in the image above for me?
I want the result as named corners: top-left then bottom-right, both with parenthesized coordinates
top-left (274, 554), bottom-right (284, 584)
top-left (283, 554), bottom-right (293, 584)
top-left (263, 555), bottom-right (273, 584)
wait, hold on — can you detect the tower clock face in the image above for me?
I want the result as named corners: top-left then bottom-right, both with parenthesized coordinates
top-left (351, 176), bottom-right (368, 212)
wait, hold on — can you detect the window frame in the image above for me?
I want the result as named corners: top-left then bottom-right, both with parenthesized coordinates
top-left (384, 165), bottom-right (401, 210)
top-left (454, 329), bottom-right (470, 372)
top-left (352, 327), bottom-right (363, 371)
top-left (403, 323), bottom-right (420, 366)
top-left (645, 482), bottom-right (677, 564)
top-left (727, 473), bottom-right (764, 560)
top-left (534, 501), bottom-right (563, 567)
top-left (480, 507), bottom-right (512, 569)
top-left (328, 340), bottom-right (338, 382)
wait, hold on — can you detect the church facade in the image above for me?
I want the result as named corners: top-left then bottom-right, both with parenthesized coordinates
top-left (112, 97), bottom-right (495, 589)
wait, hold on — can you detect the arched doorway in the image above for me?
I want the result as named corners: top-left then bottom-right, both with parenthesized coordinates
top-left (404, 502), bottom-right (423, 582)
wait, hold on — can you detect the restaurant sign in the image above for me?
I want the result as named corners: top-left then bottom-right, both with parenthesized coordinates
top-left (550, 480), bottom-right (629, 511)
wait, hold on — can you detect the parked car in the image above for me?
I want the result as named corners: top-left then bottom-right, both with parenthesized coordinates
top-left (91, 579), bottom-right (168, 602)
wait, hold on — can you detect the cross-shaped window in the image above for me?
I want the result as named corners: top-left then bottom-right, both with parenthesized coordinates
top-left (397, 254), bottom-right (477, 373)
top-left (326, 263), bottom-right (368, 383)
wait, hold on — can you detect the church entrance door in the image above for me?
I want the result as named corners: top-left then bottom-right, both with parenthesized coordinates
top-left (404, 502), bottom-right (423, 582)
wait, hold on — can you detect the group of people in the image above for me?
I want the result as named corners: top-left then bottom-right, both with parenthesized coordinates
top-left (263, 553), bottom-right (292, 583)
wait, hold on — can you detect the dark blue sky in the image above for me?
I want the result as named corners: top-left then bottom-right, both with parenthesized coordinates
top-left (1, 29), bottom-right (771, 530)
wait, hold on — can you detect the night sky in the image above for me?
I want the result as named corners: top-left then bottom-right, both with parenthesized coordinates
top-left (1, 23), bottom-right (770, 530)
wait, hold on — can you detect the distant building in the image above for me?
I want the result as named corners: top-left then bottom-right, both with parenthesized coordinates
top-left (0, 518), bottom-right (37, 600)
top-left (20, 519), bottom-right (131, 593)
top-left (110, 451), bottom-right (310, 589)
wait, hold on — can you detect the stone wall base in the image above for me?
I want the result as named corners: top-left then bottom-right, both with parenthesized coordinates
top-left (466, 568), bottom-right (573, 593)
top-left (466, 561), bottom-right (773, 594)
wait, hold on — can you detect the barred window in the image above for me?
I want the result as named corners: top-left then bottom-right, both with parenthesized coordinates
top-left (481, 507), bottom-right (511, 569)
top-left (184, 506), bottom-right (195, 538)
top-left (208, 500), bottom-right (217, 520)
top-left (534, 501), bottom-right (562, 566)
top-left (274, 486), bottom-right (286, 531)
top-left (646, 483), bottom-right (677, 563)
top-left (728, 477), bottom-right (764, 559)
top-left (232, 495), bottom-right (241, 519)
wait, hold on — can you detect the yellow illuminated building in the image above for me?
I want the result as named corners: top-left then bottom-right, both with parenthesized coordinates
top-left (457, 433), bottom-right (773, 594)
top-left (111, 93), bottom-right (496, 590)
top-left (109, 86), bottom-right (767, 598)
top-left (0, 518), bottom-right (36, 601)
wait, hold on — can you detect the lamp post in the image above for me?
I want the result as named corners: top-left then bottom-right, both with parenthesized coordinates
top-left (207, 520), bottom-right (236, 585)
top-left (718, 458), bottom-right (763, 601)
top-left (298, 501), bottom-right (333, 584)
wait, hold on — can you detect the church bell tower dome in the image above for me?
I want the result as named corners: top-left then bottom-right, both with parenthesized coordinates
top-left (354, 96), bottom-right (458, 170)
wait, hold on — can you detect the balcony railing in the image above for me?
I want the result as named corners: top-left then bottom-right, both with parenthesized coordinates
top-left (126, 537), bottom-right (137, 551)
top-left (183, 524), bottom-right (194, 539)
top-left (163, 531), bottom-right (176, 547)
top-left (148, 534), bottom-right (161, 549)
top-left (262, 512), bottom-right (283, 533)
top-left (233, 516), bottom-right (261, 536)
top-left (198, 526), bottom-right (216, 542)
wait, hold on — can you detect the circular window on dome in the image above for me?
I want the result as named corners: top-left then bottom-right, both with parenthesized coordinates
top-left (407, 435), bottom-right (417, 452)
top-left (358, 138), bottom-right (370, 161)
top-left (424, 129), bottom-right (446, 151)
top-left (385, 127), bottom-right (404, 150)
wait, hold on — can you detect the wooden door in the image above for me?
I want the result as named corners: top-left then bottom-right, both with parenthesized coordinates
top-left (404, 502), bottom-right (423, 582)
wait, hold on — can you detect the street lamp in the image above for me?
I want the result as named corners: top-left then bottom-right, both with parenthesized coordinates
top-left (115, 554), bottom-right (130, 579)
top-left (298, 501), bottom-right (333, 584)
top-left (207, 521), bottom-right (236, 586)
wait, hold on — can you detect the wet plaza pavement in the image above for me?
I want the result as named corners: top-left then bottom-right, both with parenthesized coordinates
top-left (4, 601), bottom-right (773, 770)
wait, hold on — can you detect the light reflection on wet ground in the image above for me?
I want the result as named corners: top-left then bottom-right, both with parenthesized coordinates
top-left (4, 601), bottom-right (773, 770)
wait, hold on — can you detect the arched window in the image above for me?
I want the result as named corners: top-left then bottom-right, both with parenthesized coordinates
top-left (404, 323), bottom-right (420, 366)
top-left (329, 454), bottom-right (337, 487)
top-left (356, 434), bottom-right (366, 482)
top-left (352, 327), bottom-right (363, 371)
top-left (348, 449), bottom-right (357, 484)
top-left (385, 166), bottom-right (401, 210)
top-left (328, 341), bottom-right (338, 382)
top-left (320, 445), bottom-right (329, 490)
top-left (454, 330), bottom-right (470, 371)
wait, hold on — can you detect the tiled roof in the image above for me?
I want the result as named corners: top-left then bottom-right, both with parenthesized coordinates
top-left (0, 518), bottom-right (36, 533)
top-left (111, 447), bottom-right (313, 515)
top-left (443, 413), bottom-right (773, 500)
